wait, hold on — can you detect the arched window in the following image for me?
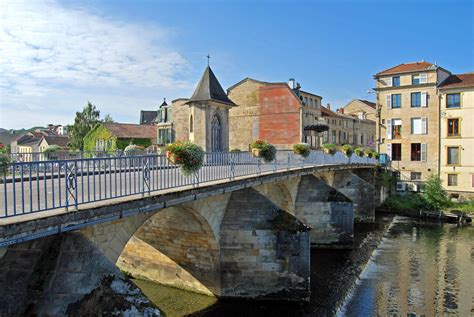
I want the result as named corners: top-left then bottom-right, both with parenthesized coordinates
top-left (189, 115), bottom-right (193, 133)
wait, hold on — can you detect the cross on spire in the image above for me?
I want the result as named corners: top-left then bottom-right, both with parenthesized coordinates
top-left (207, 54), bottom-right (211, 67)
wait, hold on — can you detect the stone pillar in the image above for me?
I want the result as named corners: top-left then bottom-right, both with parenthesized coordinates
top-left (220, 188), bottom-right (310, 301)
top-left (320, 170), bottom-right (376, 223)
top-left (295, 175), bottom-right (354, 248)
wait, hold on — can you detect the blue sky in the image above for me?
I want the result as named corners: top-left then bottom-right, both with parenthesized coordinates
top-left (1, 0), bottom-right (473, 129)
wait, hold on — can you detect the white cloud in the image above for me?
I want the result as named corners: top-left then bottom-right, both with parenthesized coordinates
top-left (0, 0), bottom-right (193, 129)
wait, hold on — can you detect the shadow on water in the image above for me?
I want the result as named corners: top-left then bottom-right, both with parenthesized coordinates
top-left (134, 215), bottom-right (474, 316)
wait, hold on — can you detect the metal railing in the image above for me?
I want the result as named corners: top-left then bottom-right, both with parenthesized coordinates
top-left (0, 150), bottom-right (377, 218)
top-left (7, 150), bottom-right (149, 162)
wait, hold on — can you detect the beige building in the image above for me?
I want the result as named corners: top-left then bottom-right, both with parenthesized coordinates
top-left (374, 61), bottom-right (451, 182)
top-left (343, 99), bottom-right (377, 121)
top-left (172, 66), bottom-right (235, 152)
top-left (439, 73), bottom-right (474, 198)
top-left (227, 78), bottom-right (322, 150)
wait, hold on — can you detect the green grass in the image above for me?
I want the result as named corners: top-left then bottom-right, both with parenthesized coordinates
top-left (132, 279), bottom-right (217, 317)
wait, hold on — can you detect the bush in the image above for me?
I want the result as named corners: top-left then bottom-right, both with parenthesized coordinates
top-left (166, 141), bottom-right (204, 176)
top-left (322, 143), bottom-right (336, 155)
top-left (354, 147), bottom-right (365, 157)
top-left (43, 145), bottom-right (62, 160)
top-left (422, 174), bottom-right (450, 210)
top-left (251, 140), bottom-right (276, 162)
top-left (341, 144), bottom-right (354, 157)
top-left (372, 152), bottom-right (380, 159)
top-left (382, 193), bottom-right (431, 214)
top-left (293, 143), bottom-right (310, 158)
top-left (124, 144), bottom-right (144, 156)
top-left (0, 154), bottom-right (10, 177)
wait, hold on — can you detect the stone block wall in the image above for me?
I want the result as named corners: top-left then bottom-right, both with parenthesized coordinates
top-left (220, 188), bottom-right (310, 301)
top-left (295, 175), bottom-right (354, 247)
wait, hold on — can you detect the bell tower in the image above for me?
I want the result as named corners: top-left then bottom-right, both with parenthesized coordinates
top-left (186, 66), bottom-right (236, 152)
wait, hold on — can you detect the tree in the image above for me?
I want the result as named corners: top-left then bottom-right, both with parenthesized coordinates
top-left (68, 102), bottom-right (100, 150)
top-left (103, 114), bottom-right (114, 123)
top-left (423, 174), bottom-right (450, 210)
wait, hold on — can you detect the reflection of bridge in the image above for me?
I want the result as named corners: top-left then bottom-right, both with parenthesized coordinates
top-left (0, 150), bottom-right (381, 315)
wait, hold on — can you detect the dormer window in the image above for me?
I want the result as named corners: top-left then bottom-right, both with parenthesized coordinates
top-left (412, 73), bottom-right (427, 85)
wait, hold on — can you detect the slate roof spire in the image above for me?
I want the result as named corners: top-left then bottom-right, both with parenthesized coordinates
top-left (188, 66), bottom-right (236, 106)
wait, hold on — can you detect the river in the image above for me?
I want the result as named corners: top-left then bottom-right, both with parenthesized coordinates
top-left (134, 215), bottom-right (474, 316)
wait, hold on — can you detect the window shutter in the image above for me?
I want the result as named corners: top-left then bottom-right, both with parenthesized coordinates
top-left (387, 119), bottom-right (392, 139)
top-left (421, 117), bottom-right (427, 134)
top-left (421, 143), bottom-right (427, 162)
top-left (386, 94), bottom-right (392, 110)
top-left (421, 92), bottom-right (428, 107)
top-left (386, 77), bottom-right (392, 87)
top-left (386, 144), bottom-right (392, 159)
top-left (420, 73), bottom-right (428, 84)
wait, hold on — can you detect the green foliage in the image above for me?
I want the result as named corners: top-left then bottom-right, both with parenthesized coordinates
top-left (83, 123), bottom-right (117, 152)
top-left (341, 144), bottom-right (354, 157)
top-left (69, 102), bottom-right (101, 150)
top-left (166, 141), bottom-right (204, 176)
top-left (382, 193), bottom-right (431, 213)
top-left (378, 170), bottom-right (396, 187)
top-left (448, 201), bottom-right (474, 214)
top-left (116, 138), bottom-right (152, 150)
top-left (322, 143), bottom-right (336, 155)
top-left (354, 147), bottom-right (365, 157)
top-left (292, 143), bottom-right (310, 158)
top-left (0, 144), bottom-right (6, 154)
top-left (103, 114), bottom-right (114, 123)
top-left (230, 149), bottom-right (241, 153)
top-left (0, 154), bottom-right (10, 176)
top-left (422, 174), bottom-right (450, 210)
top-left (251, 140), bottom-right (276, 162)
top-left (365, 149), bottom-right (375, 158)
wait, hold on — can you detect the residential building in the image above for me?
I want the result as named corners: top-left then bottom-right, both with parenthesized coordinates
top-left (172, 66), bottom-right (235, 152)
top-left (439, 72), bottom-right (474, 199)
top-left (227, 78), bottom-right (322, 150)
top-left (38, 135), bottom-right (69, 152)
top-left (343, 99), bottom-right (377, 121)
top-left (156, 99), bottom-right (174, 145)
top-left (374, 61), bottom-right (451, 182)
top-left (83, 122), bottom-right (157, 151)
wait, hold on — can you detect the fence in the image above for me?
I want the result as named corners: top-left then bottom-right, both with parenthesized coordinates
top-left (7, 150), bottom-right (148, 162)
top-left (1, 150), bottom-right (377, 219)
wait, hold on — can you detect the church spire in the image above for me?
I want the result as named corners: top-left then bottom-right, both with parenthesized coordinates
top-left (188, 66), bottom-right (236, 106)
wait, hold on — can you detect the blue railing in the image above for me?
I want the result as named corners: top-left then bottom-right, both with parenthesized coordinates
top-left (0, 150), bottom-right (377, 219)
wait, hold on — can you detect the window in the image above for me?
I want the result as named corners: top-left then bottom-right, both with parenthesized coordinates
top-left (332, 130), bottom-right (337, 143)
top-left (412, 74), bottom-right (420, 85)
top-left (447, 146), bottom-right (460, 165)
top-left (391, 94), bottom-right (401, 108)
top-left (447, 118), bottom-right (460, 137)
top-left (411, 172), bottom-right (422, 181)
top-left (411, 117), bottom-right (427, 134)
top-left (411, 92), bottom-right (421, 107)
top-left (392, 143), bottom-right (402, 161)
top-left (392, 76), bottom-right (400, 87)
top-left (446, 93), bottom-right (461, 108)
top-left (392, 119), bottom-right (402, 139)
top-left (447, 174), bottom-right (458, 186)
top-left (411, 143), bottom-right (421, 161)
top-left (360, 134), bottom-right (364, 145)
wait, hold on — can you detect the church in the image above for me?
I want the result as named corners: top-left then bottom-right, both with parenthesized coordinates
top-left (171, 66), bottom-right (236, 152)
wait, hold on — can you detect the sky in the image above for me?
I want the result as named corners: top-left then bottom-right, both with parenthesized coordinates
top-left (1, 0), bottom-right (473, 129)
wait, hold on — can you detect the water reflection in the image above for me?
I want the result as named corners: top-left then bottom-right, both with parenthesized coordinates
top-left (338, 217), bottom-right (474, 316)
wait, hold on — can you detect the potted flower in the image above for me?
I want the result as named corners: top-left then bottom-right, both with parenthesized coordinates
top-left (293, 143), bottom-right (310, 158)
top-left (322, 143), bottom-right (336, 156)
top-left (354, 147), bottom-right (365, 157)
top-left (341, 144), bottom-right (354, 157)
top-left (166, 141), bottom-right (204, 175)
top-left (365, 149), bottom-right (374, 158)
top-left (251, 140), bottom-right (276, 162)
top-left (373, 152), bottom-right (380, 160)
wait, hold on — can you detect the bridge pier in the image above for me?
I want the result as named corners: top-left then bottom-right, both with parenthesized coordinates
top-left (318, 170), bottom-right (376, 223)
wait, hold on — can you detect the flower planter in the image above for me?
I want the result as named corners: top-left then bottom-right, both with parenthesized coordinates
top-left (166, 151), bottom-right (177, 164)
top-left (323, 148), bottom-right (335, 155)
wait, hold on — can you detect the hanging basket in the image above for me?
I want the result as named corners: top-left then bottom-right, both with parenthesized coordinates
top-left (252, 148), bottom-right (262, 158)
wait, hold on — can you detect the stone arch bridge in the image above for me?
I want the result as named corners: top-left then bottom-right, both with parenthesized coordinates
top-left (0, 163), bottom-right (381, 315)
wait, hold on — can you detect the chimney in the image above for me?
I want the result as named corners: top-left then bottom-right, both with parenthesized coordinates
top-left (326, 103), bottom-right (331, 110)
top-left (296, 82), bottom-right (301, 91)
top-left (287, 78), bottom-right (295, 89)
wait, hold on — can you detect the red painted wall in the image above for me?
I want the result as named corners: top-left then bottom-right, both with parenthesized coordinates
top-left (258, 85), bottom-right (301, 147)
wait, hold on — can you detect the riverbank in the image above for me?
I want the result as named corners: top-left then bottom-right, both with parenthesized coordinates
top-left (132, 214), bottom-right (395, 316)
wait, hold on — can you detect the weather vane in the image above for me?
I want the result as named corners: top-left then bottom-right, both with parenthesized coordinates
top-left (207, 54), bottom-right (211, 67)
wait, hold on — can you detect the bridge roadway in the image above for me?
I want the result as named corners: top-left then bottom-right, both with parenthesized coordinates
top-left (0, 151), bottom-right (375, 224)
